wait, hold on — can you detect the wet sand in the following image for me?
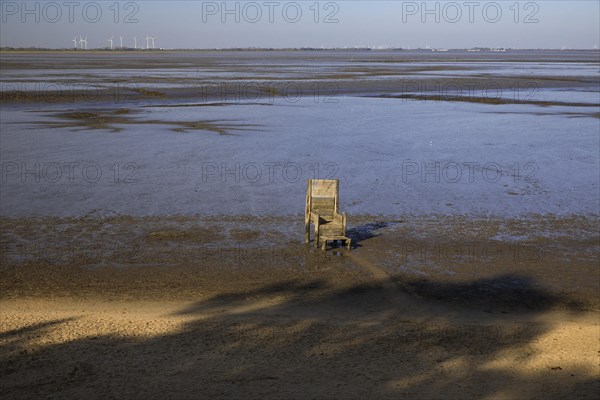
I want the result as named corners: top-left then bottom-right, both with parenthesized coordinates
top-left (2, 214), bottom-right (598, 307)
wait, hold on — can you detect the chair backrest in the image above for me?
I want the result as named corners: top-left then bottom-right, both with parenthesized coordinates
top-left (306, 179), bottom-right (339, 217)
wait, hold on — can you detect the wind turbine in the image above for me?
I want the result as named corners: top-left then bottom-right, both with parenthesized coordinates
top-left (79, 36), bottom-right (87, 50)
top-left (108, 36), bottom-right (114, 50)
top-left (133, 36), bottom-right (137, 49)
top-left (72, 36), bottom-right (78, 49)
top-left (119, 35), bottom-right (124, 49)
top-left (150, 36), bottom-right (157, 50)
top-left (146, 35), bottom-right (150, 50)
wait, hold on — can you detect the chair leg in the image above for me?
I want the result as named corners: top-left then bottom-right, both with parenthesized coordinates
top-left (321, 240), bottom-right (327, 251)
top-left (314, 224), bottom-right (319, 249)
top-left (305, 220), bottom-right (310, 243)
top-left (347, 239), bottom-right (352, 250)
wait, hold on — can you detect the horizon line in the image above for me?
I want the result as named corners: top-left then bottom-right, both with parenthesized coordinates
top-left (2, 46), bottom-right (600, 52)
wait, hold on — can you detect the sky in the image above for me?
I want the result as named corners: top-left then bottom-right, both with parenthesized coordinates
top-left (0, 1), bottom-right (599, 49)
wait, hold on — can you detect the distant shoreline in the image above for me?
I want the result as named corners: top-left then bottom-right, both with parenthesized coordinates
top-left (2, 47), bottom-right (600, 54)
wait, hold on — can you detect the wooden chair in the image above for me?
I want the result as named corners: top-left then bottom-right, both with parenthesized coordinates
top-left (305, 179), bottom-right (351, 250)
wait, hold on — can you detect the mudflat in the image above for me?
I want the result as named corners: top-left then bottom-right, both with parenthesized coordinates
top-left (1, 50), bottom-right (599, 399)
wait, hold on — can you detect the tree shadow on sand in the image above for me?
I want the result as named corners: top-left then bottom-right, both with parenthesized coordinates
top-left (1, 275), bottom-right (598, 399)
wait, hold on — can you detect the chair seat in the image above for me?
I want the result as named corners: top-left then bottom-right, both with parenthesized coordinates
top-left (318, 220), bottom-right (345, 235)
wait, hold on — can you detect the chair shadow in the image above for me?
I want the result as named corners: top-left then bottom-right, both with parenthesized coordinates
top-left (346, 221), bottom-right (398, 249)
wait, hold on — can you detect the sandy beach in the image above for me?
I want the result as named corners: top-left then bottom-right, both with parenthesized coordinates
top-left (1, 214), bottom-right (599, 399)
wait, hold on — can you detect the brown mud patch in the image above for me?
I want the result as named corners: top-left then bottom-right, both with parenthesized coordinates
top-left (370, 93), bottom-right (599, 108)
top-left (24, 109), bottom-right (261, 135)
